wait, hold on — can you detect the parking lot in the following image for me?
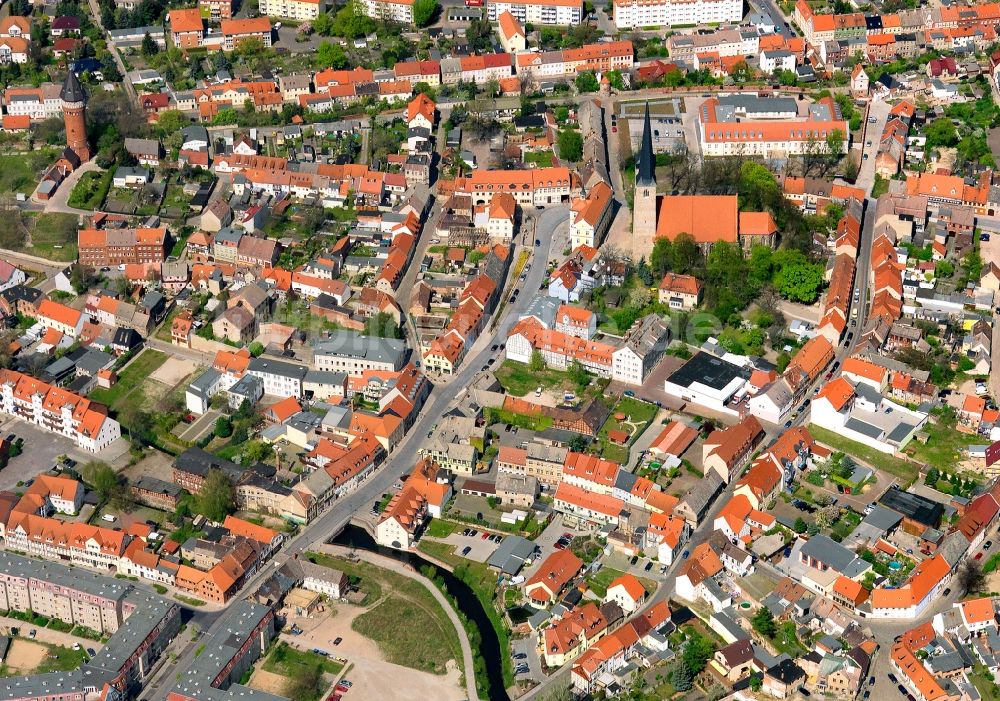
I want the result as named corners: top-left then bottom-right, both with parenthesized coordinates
top-left (0, 417), bottom-right (92, 489)
top-left (437, 529), bottom-right (503, 563)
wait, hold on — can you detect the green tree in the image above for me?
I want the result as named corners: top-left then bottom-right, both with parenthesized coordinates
top-left (752, 606), bottom-right (777, 637)
top-left (529, 349), bottom-right (545, 372)
top-left (682, 633), bottom-right (714, 675)
top-left (214, 416), bottom-right (233, 438)
top-left (84, 462), bottom-right (121, 504)
top-left (793, 517), bottom-right (807, 533)
top-left (925, 118), bottom-right (958, 148)
top-left (141, 32), bottom-right (158, 57)
top-left (605, 69), bottom-right (627, 90)
top-left (749, 673), bottom-right (763, 692)
top-left (650, 237), bottom-right (672, 278)
top-left (286, 660), bottom-right (324, 700)
top-left (774, 261), bottom-right (824, 303)
top-left (248, 341), bottom-right (265, 357)
top-left (672, 662), bottom-right (693, 691)
top-left (316, 40), bottom-right (349, 69)
top-left (362, 312), bottom-right (403, 339)
top-left (557, 129), bottom-right (583, 162)
top-left (412, 0), bottom-right (439, 26)
top-left (194, 469), bottom-right (235, 522)
top-left (567, 360), bottom-right (590, 392)
top-left (925, 467), bottom-right (940, 485)
top-left (575, 71), bottom-right (599, 93)
top-left (670, 233), bottom-right (700, 275)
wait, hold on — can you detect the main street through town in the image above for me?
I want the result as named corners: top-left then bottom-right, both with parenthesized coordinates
top-left (142, 206), bottom-right (568, 701)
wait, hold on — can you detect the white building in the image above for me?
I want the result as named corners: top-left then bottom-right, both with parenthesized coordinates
top-left (569, 182), bottom-right (613, 250)
top-left (663, 352), bottom-right (749, 417)
top-left (613, 0), bottom-right (742, 30)
top-left (0, 370), bottom-right (121, 452)
top-left (487, 0), bottom-right (582, 25)
top-left (258, 0), bottom-right (322, 20)
top-left (360, 0), bottom-right (414, 24)
top-left (811, 377), bottom-right (927, 455)
top-left (247, 357), bottom-right (308, 398)
top-left (759, 49), bottom-right (795, 74)
top-left (0, 261), bottom-right (26, 292)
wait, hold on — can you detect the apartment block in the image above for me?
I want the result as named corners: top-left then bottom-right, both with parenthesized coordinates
top-left (78, 228), bottom-right (169, 267)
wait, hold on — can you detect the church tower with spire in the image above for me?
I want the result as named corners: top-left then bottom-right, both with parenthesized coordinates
top-left (61, 71), bottom-right (91, 163)
top-left (632, 102), bottom-right (657, 238)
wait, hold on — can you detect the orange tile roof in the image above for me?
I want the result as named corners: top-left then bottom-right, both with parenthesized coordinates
top-left (169, 8), bottom-right (203, 33)
top-left (650, 420), bottom-right (698, 457)
top-left (554, 481), bottom-right (625, 518)
top-left (608, 573), bottom-right (645, 602)
top-left (832, 575), bottom-right (868, 606)
top-left (223, 514), bottom-right (279, 544)
top-left (658, 272), bottom-right (702, 296)
top-left (817, 377), bottom-right (855, 411)
top-left (498, 10), bottom-right (524, 40)
top-left (841, 356), bottom-right (887, 383)
top-left (738, 211), bottom-right (778, 237)
top-left (788, 335), bottom-right (834, 381)
top-left (655, 195), bottom-right (738, 244)
top-left (38, 299), bottom-right (81, 328)
top-left (961, 597), bottom-right (995, 625)
top-left (525, 548), bottom-right (583, 602)
top-left (221, 17), bottom-right (271, 35)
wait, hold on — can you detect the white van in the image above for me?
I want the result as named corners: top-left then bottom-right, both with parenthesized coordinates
top-left (101, 514), bottom-right (116, 523)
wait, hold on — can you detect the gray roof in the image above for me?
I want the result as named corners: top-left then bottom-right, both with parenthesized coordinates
top-left (863, 505), bottom-right (904, 531)
top-left (488, 535), bottom-right (536, 576)
top-left (0, 551), bottom-right (130, 602)
top-left (799, 535), bottom-right (869, 578)
top-left (312, 330), bottom-right (407, 367)
top-left (170, 601), bottom-right (284, 701)
top-left (248, 357), bottom-right (308, 380)
top-left (87, 591), bottom-right (175, 682)
top-left (228, 373), bottom-right (262, 399)
top-left (133, 475), bottom-right (183, 499)
top-left (60, 69), bottom-right (87, 103)
top-left (188, 368), bottom-right (222, 399)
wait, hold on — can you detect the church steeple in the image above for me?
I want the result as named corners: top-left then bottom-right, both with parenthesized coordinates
top-left (636, 102), bottom-right (655, 187)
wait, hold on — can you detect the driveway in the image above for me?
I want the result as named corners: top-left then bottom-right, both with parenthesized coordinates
top-left (36, 159), bottom-right (102, 213)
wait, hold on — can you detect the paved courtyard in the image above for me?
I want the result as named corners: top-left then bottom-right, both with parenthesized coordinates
top-left (0, 417), bottom-right (92, 489)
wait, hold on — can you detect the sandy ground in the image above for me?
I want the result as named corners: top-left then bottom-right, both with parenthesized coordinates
top-left (281, 605), bottom-right (464, 701)
top-left (5, 640), bottom-right (47, 672)
top-left (150, 357), bottom-right (197, 385)
top-left (247, 669), bottom-right (289, 696)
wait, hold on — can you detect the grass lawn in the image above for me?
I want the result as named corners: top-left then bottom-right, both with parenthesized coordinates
top-left (68, 169), bottom-right (113, 210)
top-left (27, 213), bottom-right (80, 262)
top-left (970, 665), bottom-right (1000, 701)
top-left (485, 407), bottom-right (553, 432)
top-left (0, 150), bottom-right (58, 195)
top-left (523, 151), bottom-right (554, 167)
top-left (493, 359), bottom-right (608, 400)
top-left (33, 641), bottom-right (90, 674)
top-left (425, 519), bottom-right (459, 538)
top-left (306, 552), bottom-right (461, 675)
top-left (771, 620), bottom-right (807, 657)
top-left (903, 416), bottom-right (983, 469)
top-left (417, 540), bottom-right (513, 688)
top-left (592, 397), bottom-right (658, 464)
top-left (263, 641), bottom-right (344, 677)
top-left (585, 567), bottom-right (626, 598)
top-left (829, 509), bottom-right (862, 541)
top-left (808, 424), bottom-right (919, 486)
top-left (89, 349), bottom-right (168, 410)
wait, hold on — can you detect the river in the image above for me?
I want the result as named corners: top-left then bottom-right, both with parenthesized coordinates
top-left (331, 525), bottom-right (511, 701)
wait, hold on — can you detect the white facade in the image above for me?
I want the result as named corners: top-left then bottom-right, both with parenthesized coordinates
top-left (613, 0), bottom-right (742, 29)
top-left (605, 582), bottom-right (643, 614)
top-left (375, 516), bottom-right (416, 549)
top-left (611, 347), bottom-right (644, 386)
top-left (361, 0), bottom-right (414, 23)
top-left (302, 574), bottom-right (344, 599)
top-left (759, 50), bottom-right (795, 74)
top-left (663, 375), bottom-right (746, 417)
top-left (487, 0), bottom-right (582, 25)
top-left (0, 380), bottom-right (121, 452)
top-left (0, 265), bottom-right (26, 292)
top-left (258, 0), bottom-right (320, 21)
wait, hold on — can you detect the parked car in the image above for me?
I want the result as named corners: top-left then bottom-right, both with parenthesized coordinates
top-left (333, 637), bottom-right (343, 645)
top-left (624, 390), bottom-right (635, 397)
top-left (462, 546), bottom-right (472, 556)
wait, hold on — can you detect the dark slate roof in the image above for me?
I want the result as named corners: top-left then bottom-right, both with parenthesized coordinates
top-left (60, 69), bottom-right (87, 103)
top-left (636, 102), bottom-right (655, 187)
